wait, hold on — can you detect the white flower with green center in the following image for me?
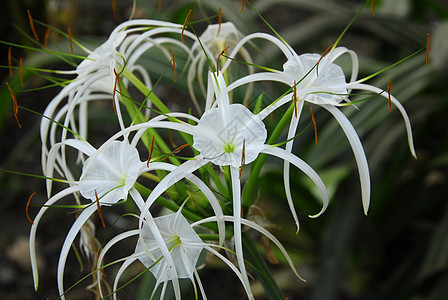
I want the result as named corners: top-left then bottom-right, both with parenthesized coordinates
top-left (30, 140), bottom-right (144, 296)
top-left (193, 103), bottom-right (267, 168)
top-left (96, 209), bottom-right (302, 299)
top-left (30, 137), bottom-right (226, 299)
top-left (40, 19), bottom-right (191, 178)
top-left (100, 72), bottom-right (329, 299)
top-left (135, 212), bottom-right (204, 284)
top-left (281, 52), bottom-right (349, 105)
top-left (228, 41), bottom-right (416, 216)
top-left (77, 140), bottom-right (143, 205)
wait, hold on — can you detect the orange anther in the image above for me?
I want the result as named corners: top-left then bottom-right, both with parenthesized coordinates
top-left (239, 139), bottom-right (246, 179)
top-left (147, 134), bottom-right (155, 167)
top-left (216, 46), bottom-right (230, 76)
top-left (96, 249), bottom-right (107, 277)
top-left (238, 0), bottom-right (245, 14)
top-left (8, 47), bottom-right (12, 77)
top-left (426, 33), bottom-right (430, 68)
top-left (372, 0), bottom-right (375, 17)
top-left (158, 0), bottom-right (162, 12)
top-left (95, 190), bottom-right (106, 228)
top-left (5, 82), bottom-right (21, 128)
top-left (217, 7), bottom-right (222, 37)
top-left (112, 76), bottom-right (118, 115)
top-left (19, 58), bottom-right (24, 87)
top-left (26, 192), bottom-right (36, 224)
top-left (44, 27), bottom-right (50, 49)
top-left (112, 68), bottom-right (122, 115)
top-left (162, 143), bottom-right (190, 160)
top-left (316, 43), bottom-right (334, 76)
top-left (27, 9), bottom-right (40, 42)
top-left (387, 77), bottom-right (392, 111)
top-left (112, 0), bottom-right (118, 21)
top-left (293, 81), bottom-right (298, 118)
top-left (168, 46), bottom-right (176, 82)
top-left (68, 27), bottom-right (73, 54)
top-left (181, 9), bottom-right (192, 43)
top-left (310, 107), bottom-right (318, 146)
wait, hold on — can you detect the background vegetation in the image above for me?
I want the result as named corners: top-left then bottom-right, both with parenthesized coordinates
top-left (1, 0), bottom-right (447, 299)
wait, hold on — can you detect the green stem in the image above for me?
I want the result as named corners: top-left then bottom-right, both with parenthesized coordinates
top-left (121, 67), bottom-right (170, 114)
top-left (242, 233), bottom-right (284, 300)
top-left (243, 104), bottom-right (294, 208)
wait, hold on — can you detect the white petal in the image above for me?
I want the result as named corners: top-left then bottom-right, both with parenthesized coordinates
top-left (57, 204), bottom-right (98, 299)
top-left (193, 104), bottom-right (267, 168)
top-left (230, 167), bottom-right (253, 299)
top-left (79, 140), bottom-right (144, 205)
top-left (322, 104), bottom-right (371, 214)
top-left (29, 186), bottom-right (81, 290)
top-left (262, 147), bottom-right (329, 218)
top-left (348, 83), bottom-right (416, 158)
top-left (97, 229), bottom-right (139, 298)
top-left (284, 99), bottom-right (305, 232)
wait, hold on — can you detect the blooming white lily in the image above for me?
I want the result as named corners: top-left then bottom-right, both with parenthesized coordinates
top-left (40, 19), bottom-right (196, 180)
top-left (30, 140), bottom-right (144, 293)
top-left (96, 209), bottom-right (302, 299)
top-left (228, 42), bottom-right (416, 216)
top-left (188, 22), bottom-right (254, 113)
top-left (97, 72), bottom-right (330, 298)
top-left (30, 138), bottom-right (225, 299)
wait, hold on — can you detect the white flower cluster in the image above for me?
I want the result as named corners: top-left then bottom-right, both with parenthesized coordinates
top-left (29, 17), bottom-right (415, 300)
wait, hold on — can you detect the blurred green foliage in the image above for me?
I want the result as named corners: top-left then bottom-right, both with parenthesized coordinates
top-left (1, 0), bottom-right (447, 299)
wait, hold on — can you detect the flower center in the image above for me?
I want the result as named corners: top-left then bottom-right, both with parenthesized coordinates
top-left (168, 235), bottom-right (182, 250)
top-left (193, 103), bottom-right (267, 168)
top-left (223, 141), bottom-right (236, 154)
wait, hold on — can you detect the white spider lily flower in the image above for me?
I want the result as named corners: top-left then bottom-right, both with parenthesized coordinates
top-left (193, 103), bottom-right (267, 167)
top-left (136, 211), bottom-right (203, 284)
top-left (99, 73), bottom-right (330, 299)
top-left (228, 43), bottom-right (416, 216)
top-left (40, 19), bottom-right (193, 179)
top-left (31, 137), bottom-right (226, 299)
top-left (29, 140), bottom-right (144, 293)
top-left (188, 22), bottom-right (254, 113)
top-left (96, 210), bottom-right (301, 299)
top-left (75, 31), bottom-right (127, 93)
top-left (77, 140), bottom-right (143, 205)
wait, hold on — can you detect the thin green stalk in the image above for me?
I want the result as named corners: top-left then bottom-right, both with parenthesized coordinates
top-left (242, 103), bottom-right (294, 208)
top-left (121, 67), bottom-right (170, 114)
top-left (242, 233), bottom-right (284, 300)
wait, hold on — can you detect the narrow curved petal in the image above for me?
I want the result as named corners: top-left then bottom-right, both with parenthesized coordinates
top-left (348, 83), bottom-right (416, 158)
top-left (194, 215), bottom-right (304, 282)
top-left (262, 147), bottom-right (329, 218)
top-left (113, 256), bottom-right (138, 300)
top-left (97, 229), bottom-right (139, 299)
top-left (137, 161), bottom-right (225, 245)
top-left (138, 158), bottom-right (208, 231)
top-left (221, 32), bottom-right (295, 73)
top-left (230, 167), bottom-right (253, 299)
top-left (194, 269), bottom-right (207, 300)
top-left (57, 204), bottom-right (98, 299)
top-left (322, 104), bottom-right (371, 214)
top-left (284, 99), bottom-right (305, 232)
top-left (29, 185), bottom-right (81, 290)
top-left (203, 245), bottom-right (253, 299)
